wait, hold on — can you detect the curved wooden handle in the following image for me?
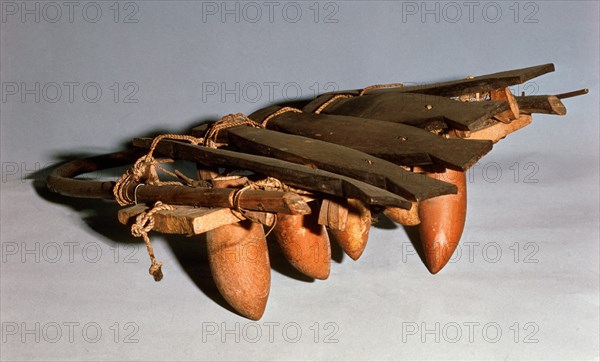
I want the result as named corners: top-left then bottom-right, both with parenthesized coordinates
top-left (45, 150), bottom-right (310, 215)
top-left (46, 150), bottom-right (146, 199)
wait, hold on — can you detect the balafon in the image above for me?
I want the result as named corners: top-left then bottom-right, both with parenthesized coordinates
top-left (46, 64), bottom-right (587, 320)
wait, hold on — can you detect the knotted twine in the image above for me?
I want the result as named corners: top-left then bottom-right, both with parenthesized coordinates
top-left (130, 201), bottom-right (174, 281)
top-left (114, 112), bottom-right (299, 281)
top-left (114, 134), bottom-right (203, 281)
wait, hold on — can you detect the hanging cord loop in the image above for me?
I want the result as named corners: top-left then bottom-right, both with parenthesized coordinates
top-left (130, 201), bottom-right (175, 281)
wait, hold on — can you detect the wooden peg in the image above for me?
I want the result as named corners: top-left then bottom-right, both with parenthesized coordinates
top-left (318, 198), bottom-right (349, 231)
top-left (490, 87), bottom-right (520, 123)
top-left (243, 210), bottom-right (276, 227)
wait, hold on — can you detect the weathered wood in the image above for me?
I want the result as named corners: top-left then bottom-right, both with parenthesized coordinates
top-left (208, 175), bottom-right (277, 226)
top-left (516, 95), bottom-right (566, 115)
top-left (118, 204), bottom-right (240, 235)
top-left (47, 150), bottom-right (147, 200)
top-left (449, 114), bottom-right (532, 143)
top-left (513, 88), bottom-right (587, 116)
top-left (302, 92), bottom-right (509, 131)
top-left (490, 87), bottom-right (520, 123)
top-left (131, 184), bottom-right (310, 215)
top-left (197, 165), bottom-right (219, 181)
top-left (45, 150), bottom-right (308, 215)
top-left (320, 63), bottom-right (555, 98)
top-left (384, 202), bottom-right (420, 226)
top-left (249, 106), bottom-right (492, 170)
top-left (556, 88), bottom-right (589, 99)
top-left (318, 198), bottom-right (349, 231)
top-left (211, 176), bottom-right (248, 188)
top-left (132, 138), bottom-right (413, 209)
top-left (226, 126), bottom-right (457, 201)
top-left (245, 210), bottom-right (276, 227)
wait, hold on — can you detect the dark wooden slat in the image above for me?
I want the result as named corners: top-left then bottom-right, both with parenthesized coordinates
top-left (226, 126), bottom-right (457, 201)
top-left (515, 89), bottom-right (587, 115)
top-left (249, 106), bottom-right (492, 170)
top-left (378, 63), bottom-right (555, 97)
top-left (315, 63), bottom-right (555, 99)
top-left (516, 95), bottom-right (566, 115)
top-left (132, 138), bottom-right (413, 209)
top-left (303, 92), bottom-right (508, 131)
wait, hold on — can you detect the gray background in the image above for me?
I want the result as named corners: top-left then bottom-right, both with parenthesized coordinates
top-left (1, 0), bottom-right (598, 360)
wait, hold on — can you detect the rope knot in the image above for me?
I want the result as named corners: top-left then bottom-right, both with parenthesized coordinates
top-left (131, 215), bottom-right (155, 237)
top-left (149, 261), bottom-right (163, 282)
top-left (203, 113), bottom-right (262, 148)
top-left (129, 201), bottom-right (174, 282)
top-left (113, 134), bottom-right (203, 206)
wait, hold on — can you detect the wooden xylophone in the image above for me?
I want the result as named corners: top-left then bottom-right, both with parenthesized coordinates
top-left (46, 64), bottom-right (587, 320)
